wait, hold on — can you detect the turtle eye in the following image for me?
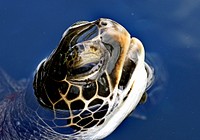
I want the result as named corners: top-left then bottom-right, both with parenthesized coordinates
top-left (64, 43), bottom-right (106, 83)
top-left (70, 62), bottom-right (98, 75)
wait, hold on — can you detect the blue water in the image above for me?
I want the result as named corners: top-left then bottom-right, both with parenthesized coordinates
top-left (0, 0), bottom-right (200, 140)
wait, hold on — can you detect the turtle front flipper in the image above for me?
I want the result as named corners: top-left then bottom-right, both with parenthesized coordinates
top-left (139, 92), bottom-right (148, 104)
top-left (145, 62), bottom-right (154, 90)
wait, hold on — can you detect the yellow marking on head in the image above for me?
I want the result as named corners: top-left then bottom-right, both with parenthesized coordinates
top-left (107, 25), bottom-right (131, 87)
top-left (130, 37), bottom-right (145, 59)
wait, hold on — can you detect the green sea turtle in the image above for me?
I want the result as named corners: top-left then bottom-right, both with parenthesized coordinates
top-left (0, 18), bottom-right (154, 140)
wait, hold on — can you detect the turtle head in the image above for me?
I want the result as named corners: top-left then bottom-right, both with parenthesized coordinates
top-left (32, 18), bottom-right (153, 139)
top-left (33, 18), bottom-right (131, 109)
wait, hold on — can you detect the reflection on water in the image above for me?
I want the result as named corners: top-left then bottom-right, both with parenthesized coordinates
top-left (146, 53), bottom-right (168, 105)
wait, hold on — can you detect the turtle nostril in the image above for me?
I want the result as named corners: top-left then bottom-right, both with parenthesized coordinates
top-left (101, 21), bottom-right (107, 26)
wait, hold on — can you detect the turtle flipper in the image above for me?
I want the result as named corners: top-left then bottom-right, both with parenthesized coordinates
top-left (139, 92), bottom-right (148, 104)
top-left (145, 62), bottom-right (154, 90)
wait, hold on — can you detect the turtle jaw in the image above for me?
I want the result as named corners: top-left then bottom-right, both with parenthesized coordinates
top-left (95, 18), bottom-right (132, 88)
top-left (89, 38), bottom-right (148, 140)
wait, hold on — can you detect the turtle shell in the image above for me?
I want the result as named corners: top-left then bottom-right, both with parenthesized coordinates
top-left (32, 18), bottom-right (153, 139)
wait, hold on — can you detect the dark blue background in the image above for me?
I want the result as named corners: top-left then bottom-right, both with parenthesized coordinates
top-left (0, 0), bottom-right (200, 140)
